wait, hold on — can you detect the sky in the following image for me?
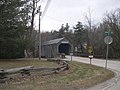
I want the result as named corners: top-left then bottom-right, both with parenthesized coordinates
top-left (34, 0), bottom-right (120, 32)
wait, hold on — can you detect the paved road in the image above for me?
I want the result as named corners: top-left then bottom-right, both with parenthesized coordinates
top-left (63, 56), bottom-right (120, 90)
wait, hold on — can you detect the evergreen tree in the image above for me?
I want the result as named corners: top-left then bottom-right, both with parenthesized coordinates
top-left (58, 24), bottom-right (65, 38)
top-left (0, 0), bottom-right (30, 59)
top-left (73, 22), bottom-right (86, 46)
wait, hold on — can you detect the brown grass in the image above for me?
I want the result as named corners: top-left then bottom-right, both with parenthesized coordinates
top-left (0, 59), bottom-right (114, 90)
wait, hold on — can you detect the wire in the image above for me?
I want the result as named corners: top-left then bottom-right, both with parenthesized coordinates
top-left (41, 0), bottom-right (52, 19)
top-left (35, 15), bottom-right (73, 26)
top-left (35, 15), bottom-right (72, 25)
top-left (44, 15), bottom-right (68, 23)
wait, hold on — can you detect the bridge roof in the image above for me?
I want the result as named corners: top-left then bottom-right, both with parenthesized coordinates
top-left (42, 37), bottom-right (65, 45)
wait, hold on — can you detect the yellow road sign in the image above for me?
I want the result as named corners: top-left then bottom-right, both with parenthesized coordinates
top-left (88, 46), bottom-right (93, 54)
top-left (88, 49), bottom-right (92, 53)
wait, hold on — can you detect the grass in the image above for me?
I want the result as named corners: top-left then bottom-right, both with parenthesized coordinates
top-left (0, 59), bottom-right (114, 90)
top-left (0, 58), bottom-right (58, 68)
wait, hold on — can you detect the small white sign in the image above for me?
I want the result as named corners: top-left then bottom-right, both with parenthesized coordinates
top-left (75, 47), bottom-right (77, 52)
top-left (89, 55), bottom-right (93, 58)
top-left (70, 53), bottom-right (73, 56)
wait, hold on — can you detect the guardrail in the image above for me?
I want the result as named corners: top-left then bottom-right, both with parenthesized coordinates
top-left (0, 60), bottom-right (69, 83)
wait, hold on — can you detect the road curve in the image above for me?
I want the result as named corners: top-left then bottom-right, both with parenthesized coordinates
top-left (62, 56), bottom-right (120, 90)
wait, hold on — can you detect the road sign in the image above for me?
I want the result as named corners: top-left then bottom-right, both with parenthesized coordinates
top-left (88, 49), bottom-right (92, 54)
top-left (88, 46), bottom-right (93, 54)
top-left (89, 55), bottom-right (93, 64)
top-left (75, 47), bottom-right (77, 52)
top-left (70, 53), bottom-right (73, 56)
top-left (104, 31), bottom-right (113, 69)
top-left (105, 31), bottom-right (113, 36)
top-left (89, 55), bottom-right (93, 59)
top-left (104, 36), bottom-right (113, 44)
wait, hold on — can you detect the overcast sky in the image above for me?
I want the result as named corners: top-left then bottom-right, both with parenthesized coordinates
top-left (35, 0), bottom-right (120, 31)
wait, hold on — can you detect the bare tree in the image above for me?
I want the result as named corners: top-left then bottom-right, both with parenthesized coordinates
top-left (84, 7), bottom-right (94, 55)
top-left (103, 8), bottom-right (120, 58)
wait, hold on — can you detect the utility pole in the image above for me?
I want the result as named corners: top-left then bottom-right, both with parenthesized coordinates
top-left (38, 6), bottom-right (42, 60)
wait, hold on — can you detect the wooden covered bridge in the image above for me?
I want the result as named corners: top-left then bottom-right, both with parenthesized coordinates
top-left (41, 37), bottom-right (71, 58)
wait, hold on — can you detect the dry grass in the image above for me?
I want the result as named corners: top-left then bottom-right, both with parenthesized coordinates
top-left (0, 59), bottom-right (114, 90)
top-left (0, 58), bottom-right (58, 68)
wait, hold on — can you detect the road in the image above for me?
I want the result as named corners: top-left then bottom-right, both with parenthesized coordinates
top-left (63, 56), bottom-right (120, 90)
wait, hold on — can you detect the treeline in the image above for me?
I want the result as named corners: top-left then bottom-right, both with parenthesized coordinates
top-left (0, 0), bottom-right (120, 59)
top-left (41, 8), bottom-right (120, 59)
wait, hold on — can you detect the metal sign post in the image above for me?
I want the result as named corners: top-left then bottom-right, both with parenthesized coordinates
top-left (104, 32), bottom-right (113, 69)
top-left (70, 53), bottom-right (73, 61)
top-left (88, 46), bottom-right (93, 65)
top-left (89, 55), bottom-right (93, 64)
top-left (105, 44), bottom-right (109, 69)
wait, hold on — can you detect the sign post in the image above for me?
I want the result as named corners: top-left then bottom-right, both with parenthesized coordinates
top-left (70, 52), bottom-right (73, 61)
top-left (89, 55), bottom-right (93, 64)
top-left (88, 46), bottom-right (93, 64)
top-left (104, 32), bottom-right (113, 69)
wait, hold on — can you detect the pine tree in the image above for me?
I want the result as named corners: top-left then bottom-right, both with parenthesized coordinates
top-left (0, 0), bottom-right (30, 59)
top-left (73, 22), bottom-right (86, 45)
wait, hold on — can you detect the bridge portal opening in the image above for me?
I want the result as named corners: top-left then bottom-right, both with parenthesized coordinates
top-left (59, 44), bottom-right (70, 55)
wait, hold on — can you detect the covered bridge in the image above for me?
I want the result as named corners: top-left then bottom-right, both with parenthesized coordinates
top-left (42, 37), bottom-right (71, 58)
